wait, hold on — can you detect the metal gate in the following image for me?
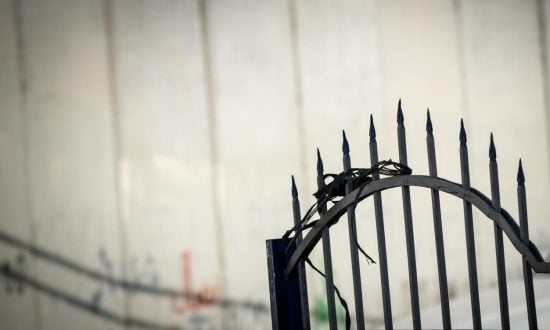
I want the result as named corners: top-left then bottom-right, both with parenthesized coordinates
top-left (266, 101), bottom-right (550, 330)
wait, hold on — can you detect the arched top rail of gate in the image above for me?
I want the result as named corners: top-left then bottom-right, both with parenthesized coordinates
top-left (285, 174), bottom-right (550, 277)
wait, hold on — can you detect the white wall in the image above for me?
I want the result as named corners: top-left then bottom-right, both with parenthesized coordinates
top-left (1, 0), bottom-right (549, 329)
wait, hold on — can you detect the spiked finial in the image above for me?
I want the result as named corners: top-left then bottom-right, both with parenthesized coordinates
top-left (517, 159), bottom-right (525, 185)
top-left (342, 130), bottom-right (350, 155)
top-left (291, 175), bottom-right (298, 198)
top-left (397, 99), bottom-right (404, 126)
top-left (369, 114), bottom-right (376, 142)
top-left (489, 133), bottom-right (496, 161)
top-left (459, 119), bottom-right (467, 145)
top-left (426, 109), bottom-right (433, 134)
top-left (316, 148), bottom-right (324, 176)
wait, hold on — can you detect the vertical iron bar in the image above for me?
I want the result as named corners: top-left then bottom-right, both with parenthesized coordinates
top-left (266, 238), bottom-right (306, 330)
top-left (342, 131), bottom-right (366, 330)
top-left (292, 176), bottom-right (311, 330)
top-left (369, 115), bottom-right (393, 330)
top-left (517, 160), bottom-right (538, 330)
top-left (489, 134), bottom-right (510, 330)
top-left (316, 149), bottom-right (338, 330)
top-left (426, 111), bottom-right (451, 329)
top-left (459, 119), bottom-right (482, 329)
top-left (396, 101), bottom-right (421, 329)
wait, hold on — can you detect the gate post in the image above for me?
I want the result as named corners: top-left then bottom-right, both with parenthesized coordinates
top-left (266, 238), bottom-right (305, 330)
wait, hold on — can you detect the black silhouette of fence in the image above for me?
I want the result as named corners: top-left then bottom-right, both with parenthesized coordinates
top-left (266, 101), bottom-right (550, 330)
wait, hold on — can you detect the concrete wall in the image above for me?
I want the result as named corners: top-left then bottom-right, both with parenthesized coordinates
top-left (1, 0), bottom-right (550, 329)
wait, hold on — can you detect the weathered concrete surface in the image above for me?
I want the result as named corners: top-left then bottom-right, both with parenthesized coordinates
top-left (0, 0), bottom-right (37, 329)
top-left (109, 0), bottom-right (221, 326)
top-left (0, 0), bottom-right (549, 329)
top-left (11, 0), bottom-right (124, 329)
top-left (206, 0), bottom-right (301, 302)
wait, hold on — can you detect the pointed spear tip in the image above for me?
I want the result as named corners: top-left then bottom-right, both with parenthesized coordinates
top-left (291, 175), bottom-right (298, 197)
top-left (489, 133), bottom-right (496, 160)
top-left (459, 119), bottom-right (467, 145)
top-left (342, 130), bottom-right (350, 154)
top-left (426, 108), bottom-right (433, 134)
top-left (397, 99), bottom-right (404, 125)
top-left (517, 159), bottom-right (525, 185)
top-left (316, 148), bottom-right (323, 175)
top-left (369, 114), bottom-right (376, 141)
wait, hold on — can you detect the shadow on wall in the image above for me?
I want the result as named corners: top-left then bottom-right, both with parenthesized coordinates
top-left (0, 230), bottom-right (269, 329)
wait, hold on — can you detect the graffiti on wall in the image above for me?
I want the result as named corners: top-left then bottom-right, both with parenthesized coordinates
top-left (171, 250), bottom-right (220, 314)
top-left (0, 230), bottom-right (269, 329)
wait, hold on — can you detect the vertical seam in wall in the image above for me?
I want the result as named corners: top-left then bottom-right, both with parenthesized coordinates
top-left (371, 1), bottom-right (388, 127)
top-left (197, 0), bottom-right (228, 301)
top-left (453, 1), bottom-right (480, 244)
top-left (453, 0), bottom-right (470, 127)
top-left (287, 0), bottom-right (309, 195)
top-left (536, 0), bottom-right (550, 182)
top-left (101, 0), bottom-right (130, 324)
top-left (454, 0), bottom-right (495, 284)
top-left (12, 1), bottom-right (42, 329)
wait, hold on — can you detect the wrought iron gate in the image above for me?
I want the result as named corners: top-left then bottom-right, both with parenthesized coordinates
top-left (266, 101), bottom-right (550, 330)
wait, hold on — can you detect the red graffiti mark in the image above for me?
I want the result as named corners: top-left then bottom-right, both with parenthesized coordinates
top-left (171, 251), bottom-right (220, 314)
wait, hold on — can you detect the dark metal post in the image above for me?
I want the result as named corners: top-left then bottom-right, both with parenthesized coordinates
top-left (369, 115), bottom-right (393, 330)
top-left (489, 134), bottom-right (510, 330)
top-left (396, 101), bottom-right (421, 329)
top-left (316, 150), bottom-right (338, 330)
top-left (292, 176), bottom-right (311, 330)
top-left (266, 238), bottom-right (306, 330)
top-left (459, 119), bottom-right (482, 329)
top-left (426, 111), bottom-right (451, 329)
top-left (517, 160), bottom-right (538, 330)
top-left (342, 130), bottom-right (366, 330)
